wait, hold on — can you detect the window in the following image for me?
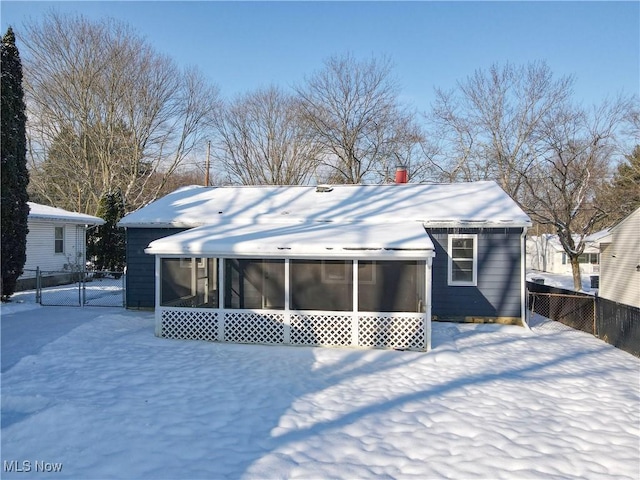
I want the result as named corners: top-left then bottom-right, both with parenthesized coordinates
top-left (448, 235), bottom-right (477, 286)
top-left (290, 260), bottom-right (353, 311)
top-left (578, 253), bottom-right (599, 264)
top-left (161, 258), bottom-right (219, 308)
top-left (224, 259), bottom-right (285, 310)
top-left (321, 260), bottom-right (350, 283)
top-left (358, 261), bottom-right (426, 312)
top-left (54, 227), bottom-right (64, 253)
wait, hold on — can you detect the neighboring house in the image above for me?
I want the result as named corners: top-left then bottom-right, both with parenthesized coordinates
top-left (17, 203), bottom-right (104, 290)
top-left (118, 181), bottom-right (532, 351)
top-left (597, 208), bottom-right (640, 308)
top-left (526, 232), bottom-right (607, 276)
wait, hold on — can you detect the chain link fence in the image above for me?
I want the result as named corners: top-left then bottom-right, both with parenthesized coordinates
top-left (33, 269), bottom-right (125, 307)
top-left (527, 282), bottom-right (639, 357)
top-left (596, 297), bottom-right (640, 357)
top-left (528, 291), bottom-right (595, 335)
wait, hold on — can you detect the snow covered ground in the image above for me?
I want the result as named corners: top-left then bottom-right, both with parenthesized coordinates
top-left (1, 294), bottom-right (639, 479)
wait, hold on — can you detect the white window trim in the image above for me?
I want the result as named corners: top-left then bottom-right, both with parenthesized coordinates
top-left (447, 234), bottom-right (478, 286)
top-left (321, 260), bottom-right (351, 284)
top-left (54, 226), bottom-right (65, 254)
top-left (357, 260), bottom-right (377, 285)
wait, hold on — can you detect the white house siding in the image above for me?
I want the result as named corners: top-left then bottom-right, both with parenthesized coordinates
top-left (526, 236), bottom-right (600, 275)
top-left (23, 221), bottom-right (87, 277)
top-left (599, 208), bottom-right (640, 308)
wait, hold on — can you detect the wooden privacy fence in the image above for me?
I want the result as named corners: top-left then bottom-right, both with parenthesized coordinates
top-left (527, 282), bottom-right (640, 357)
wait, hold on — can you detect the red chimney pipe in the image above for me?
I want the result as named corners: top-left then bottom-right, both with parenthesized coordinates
top-left (395, 165), bottom-right (408, 184)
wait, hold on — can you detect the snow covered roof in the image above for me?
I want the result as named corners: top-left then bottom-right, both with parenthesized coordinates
top-left (119, 181), bottom-right (531, 229)
top-left (28, 202), bottom-right (104, 225)
top-left (584, 228), bottom-right (611, 242)
top-left (145, 221), bottom-right (435, 259)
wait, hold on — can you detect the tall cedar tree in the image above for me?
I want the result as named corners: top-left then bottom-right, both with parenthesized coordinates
top-left (87, 190), bottom-right (125, 272)
top-left (1, 27), bottom-right (29, 301)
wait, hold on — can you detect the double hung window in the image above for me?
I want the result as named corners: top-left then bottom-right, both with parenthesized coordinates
top-left (54, 227), bottom-right (64, 253)
top-left (448, 235), bottom-right (477, 286)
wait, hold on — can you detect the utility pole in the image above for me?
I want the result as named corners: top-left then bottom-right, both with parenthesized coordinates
top-left (204, 140), bottom-right (211, 187)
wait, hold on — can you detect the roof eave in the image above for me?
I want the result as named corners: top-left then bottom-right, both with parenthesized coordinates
top-left (144, 247), bottom-right (435, 260)
top-left (30, 216), bottom-right (105, 225)
top-left (421, 220), bottom-right (532, 229)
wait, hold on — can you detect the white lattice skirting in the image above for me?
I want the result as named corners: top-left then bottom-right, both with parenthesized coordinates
top-left (159, 308), bottom-right (427, 351)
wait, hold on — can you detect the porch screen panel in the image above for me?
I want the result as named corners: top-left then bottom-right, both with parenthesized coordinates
top-left (198, 258), bottom-right (219, 307)
top-left (290, 260), bottom-right (353, 311)
top-left (161, 258), bottom-right (192, 306)
top-left (358, 260), bottom-right (426, 313)
top-left (161, 258), bottom-right (219, 308)
top-left (224, 259), bottom-right (285, 309)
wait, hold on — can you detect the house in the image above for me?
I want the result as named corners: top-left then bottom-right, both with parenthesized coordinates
top-left (526, 232), bottom-right (606, 276)
top-left (118, 181), bottom-right (532, 351)
top-left (17, 203), bottom-right (104, 290)
top-left (597, 208), bottom-right (640, 308)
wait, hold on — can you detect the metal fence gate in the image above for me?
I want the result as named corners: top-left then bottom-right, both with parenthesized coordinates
top-left (36, 269), bottom-right (126, 307)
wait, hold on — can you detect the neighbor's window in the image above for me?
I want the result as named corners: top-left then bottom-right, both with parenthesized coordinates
top-left (290, 260), bottom-right (353, 311)
top-left (578, 253), bottom-right (599, 265)
top-left (54, 227), bottom-right (64, 253)
top-left (224, 259), bottom-right (285, 310)
top-left (358, 261), bottom-right (426, 313)
top-left (448, 234), bottom-right (477, 286)
top-left (161, 257), bottom-right (219, 308)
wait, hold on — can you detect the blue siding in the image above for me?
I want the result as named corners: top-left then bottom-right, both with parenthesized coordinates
top-left (125, 228), bottom-right (187, 308)
top-left (428, 228), bottom-right (524, 320)
top-left (125, 226), bottom-right (525, 320)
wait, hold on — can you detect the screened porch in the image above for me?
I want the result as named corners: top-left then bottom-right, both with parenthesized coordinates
top-left (147, 222), bottom-right (435, 351)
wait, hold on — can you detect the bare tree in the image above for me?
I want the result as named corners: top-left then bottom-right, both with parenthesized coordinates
top-left (212, 86), bottom-right (321, 185)
top-left (22, 13), bottom-right (219, 214)
top-left (425, 61), bottom-right (574, 198)
top-left (296, 53), bottom-right (422, 184)
top-left (522, 96), bottom-right (634, 290)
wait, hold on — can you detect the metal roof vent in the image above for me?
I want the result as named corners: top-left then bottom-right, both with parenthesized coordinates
top-left (316, 185), bottom-right (334, 193)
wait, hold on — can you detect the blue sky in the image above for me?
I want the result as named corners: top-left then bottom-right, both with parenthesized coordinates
top-left (2, 1), bottom-right (638, 113)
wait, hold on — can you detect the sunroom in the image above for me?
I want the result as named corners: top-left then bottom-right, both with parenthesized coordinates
top-left (145, 221), bottom-right (435, 351)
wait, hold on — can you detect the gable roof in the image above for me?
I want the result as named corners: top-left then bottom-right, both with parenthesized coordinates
top-left (119, 181), bottom-right (531, 229)
top-left (28, 202), bottom-right (104, 225)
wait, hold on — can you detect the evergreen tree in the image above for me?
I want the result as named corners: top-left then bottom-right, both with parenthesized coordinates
top-left (612, 145), bottom-right (640, 216)
top-left (596, 145), bottom-right (640, 226)
top-left (1, 27), bottom-right (29, 301)
top-left (87, 189), bottom-right (125, 272)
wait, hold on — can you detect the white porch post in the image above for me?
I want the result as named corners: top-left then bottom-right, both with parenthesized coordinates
top-left (218, 258), bottom-right (225, 342)
top-left (425, 257), bottom-right (433, 351)
top-left (352, 260), bottom-right (359, 347)
top-left (155, 256), bottom-right (162, 337)
top-left (284, 258), bottom-right (291, 344)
